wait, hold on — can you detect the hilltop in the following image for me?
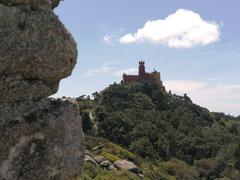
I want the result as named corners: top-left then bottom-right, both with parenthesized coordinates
top-left (77, 81), bottom-right (240, 179)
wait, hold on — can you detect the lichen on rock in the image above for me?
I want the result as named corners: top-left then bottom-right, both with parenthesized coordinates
top-left (0, 98), bottom-right (85, 180)
top-left (0, 0), bottom-right (84, 179)
top-left (0, 0), bottom-right (62, 9)
top-left (0, 1), bottom-right (77, 103)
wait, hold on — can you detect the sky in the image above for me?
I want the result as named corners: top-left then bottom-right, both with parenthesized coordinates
top-left (53, 0), bottom-right (240, 116)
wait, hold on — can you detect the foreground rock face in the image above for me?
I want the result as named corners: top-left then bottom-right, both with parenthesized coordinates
top-left (0, 98), bottom-right (84, 180)
top-left (0, 2), bottom-right (77, 103)
top-left (0, 0), bottom-right (52, 10)
top-left (0, 0), bottom-right (84, 179)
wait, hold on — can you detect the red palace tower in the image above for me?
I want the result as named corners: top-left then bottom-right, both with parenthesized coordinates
top-left (122, 61), bottom-right (162, 84)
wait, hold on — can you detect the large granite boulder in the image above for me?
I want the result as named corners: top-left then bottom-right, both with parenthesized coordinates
top-left (0, 2), bottom-right (77, 103)
top-left (0, 98), bottom-right (84, 180)
top-left (0, 0), bottom-right (55, 9)
top-left (0, 0), bottom-right (84, 179)
top-left (113, 159), bottom-right (139, 174)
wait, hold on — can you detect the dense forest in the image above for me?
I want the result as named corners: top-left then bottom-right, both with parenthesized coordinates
top-left (77, 81), bottom-right (240, 179)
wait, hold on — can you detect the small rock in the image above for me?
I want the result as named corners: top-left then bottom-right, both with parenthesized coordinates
top-left (100, 160), bottom-right (112, 168)
top-left (138, 173), bottom-right (144, 179)
top-left (85, 150), bottom-right (93, 156)
top-left (94, 155), bottom-right (107, 164)
top-left (92, 144), bottom-right (104, 151)
top-left (108, 164), bottom-right (117, 171)
top-left (84, 155), bottom-right (99, 166)
top-left (113, 159), bottom-right (139, 174)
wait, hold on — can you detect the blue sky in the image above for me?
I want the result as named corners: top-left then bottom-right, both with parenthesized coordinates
top-left (53, 0), bottom-right (240, 116)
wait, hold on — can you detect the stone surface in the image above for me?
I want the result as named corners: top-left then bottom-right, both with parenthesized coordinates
top-left (100, 160), bottom-right (112, 168)
top-left (94, 155), bottom-right (107, 164)
top-left (92, 144), bottom-right (104, 151)
top-left (0, 3), bottom-right (77, 102)
top-left (85, 150), bottom-right (93, 156)
top-left (0, 0), bottom-right (51, 9)
top-left (113, 159), bottom-right (139, 174)
top-left (0, 98), bottom-right (85, 180)
top-left (84, 155), bottom-right (99, 166)
top-left (108, 164), bottom-right (117, 171)
top-left (0, 0), bottom-right (84, 179)
top-left (138, 174), bottom-right (144, 179)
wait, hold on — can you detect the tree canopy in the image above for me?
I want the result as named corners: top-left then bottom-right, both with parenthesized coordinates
top-left (77, 82), bottom-right (240, 179)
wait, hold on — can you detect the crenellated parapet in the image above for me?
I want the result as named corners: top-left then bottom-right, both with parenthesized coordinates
top-left (122, 61), bottom-right (162, 84)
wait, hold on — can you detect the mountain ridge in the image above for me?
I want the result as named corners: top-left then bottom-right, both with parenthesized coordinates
top-left (77, 81), bottom-right (240, 179)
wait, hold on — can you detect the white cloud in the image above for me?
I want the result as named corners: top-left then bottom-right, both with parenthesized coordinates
top-left (85, 62), bottom-right (139, 77)
top-left (102, 28), bottom-right (125, 45)
top-left (85, 66), bottom-right (113, 76)
top-left (103, 35), bottom-right (114, 44)
top-left (103, 61), bottom-right (119, 66)
top-left (113, 68), bottom-right (138, 76)
top-left (189, 61), bottom-right (206, 69)
top-left (164, 80), bottom-right (240, 116)
top-left (85, 61), bottom-right (122, 77)
top-left (164, 80), bottom-right (207, 93)
top-left (120, 9), bottom-right (220, 48)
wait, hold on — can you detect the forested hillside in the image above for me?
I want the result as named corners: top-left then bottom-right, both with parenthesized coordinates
top-left (77, 82), bottom-right (240, 179)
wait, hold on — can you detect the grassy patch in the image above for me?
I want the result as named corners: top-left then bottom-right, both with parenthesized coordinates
top-left (85, 136), bottom-right (136, 162)
top-left (100, 151), bottom-right (120, 162)
top-left (102, 142), bottom-right (135, 161)
top-left (79, 162), bottom-right (140, 180)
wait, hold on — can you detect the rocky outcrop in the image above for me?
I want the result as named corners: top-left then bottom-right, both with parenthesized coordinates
top-left (0, 98), bottom-right (84, 180)
top-left (114, 159), bottom-right (139, 174)
top-left (84, 150), bottom-right (143, 177)
top-left (0, 0), bottom-right (58, 10)
top-left (0, 1), bottom-right (77, 103)
top-left (0, 0), bottom-right (84, 179)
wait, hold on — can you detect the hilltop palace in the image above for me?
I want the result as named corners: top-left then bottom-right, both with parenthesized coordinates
top-left (121, 61), bottom-right (162, 84)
